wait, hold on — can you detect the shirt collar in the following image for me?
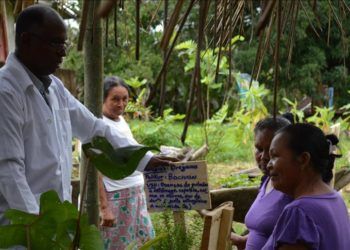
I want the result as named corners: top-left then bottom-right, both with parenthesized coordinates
top-left (21, 63), bottom-right (52, 94)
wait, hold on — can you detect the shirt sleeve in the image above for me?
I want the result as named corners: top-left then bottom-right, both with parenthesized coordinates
top-left (63, 87), bottom-right (153, 172)
top-left (0, 89), bottom-right (39, 215)
top-left (271, 206), bottom-right (320, 250)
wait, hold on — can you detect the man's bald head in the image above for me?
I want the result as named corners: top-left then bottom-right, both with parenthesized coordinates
top-left (15, 5), bottom-right (64, 49)
top-left (15, 5), bottom-right (67, 76)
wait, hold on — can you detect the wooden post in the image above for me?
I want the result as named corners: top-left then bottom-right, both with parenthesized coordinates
top-left (173, 211), bottom-right (186, 232)
top-left (217, 207), bottom-right (234, 250)
top-left (80, 0), bottom-right (103, 226)
top-left (200, 201), bottom-right (234, 250)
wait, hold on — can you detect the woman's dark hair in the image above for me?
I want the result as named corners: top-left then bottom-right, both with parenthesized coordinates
top-left (103, 76), bottom-right (130, 101)
top-left (276, 123), bottom-right (341, 183)
top-left (254, 116), bottom-right (291, 135)
top-left (281, 112), bottom-right (295, 124)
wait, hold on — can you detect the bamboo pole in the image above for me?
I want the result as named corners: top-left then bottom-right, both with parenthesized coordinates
top-left (80, 0), bottom-right (103, 226)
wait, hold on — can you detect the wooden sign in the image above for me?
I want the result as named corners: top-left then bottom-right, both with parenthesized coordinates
top-left (144, 161), bottom-right (211, 211)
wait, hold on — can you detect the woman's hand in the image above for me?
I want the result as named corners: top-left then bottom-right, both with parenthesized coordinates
top-left (230, 232), bottom-right (248, 250)
top-left (144, 156), bottom-right (179, 170)
top-left (100, 207), bottom-right (116, 227)
top-left (98, 174), bottom-right (116, 227)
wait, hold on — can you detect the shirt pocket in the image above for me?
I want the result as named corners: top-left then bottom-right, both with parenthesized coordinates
top-left (54, 108), bottom-right (72, 145)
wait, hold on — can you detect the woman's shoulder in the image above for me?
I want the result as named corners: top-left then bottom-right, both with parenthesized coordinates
top-left (292, 191), bottom-right (340, 206)
top-left (269, 205), bottom-right (321, 249)
top-left (284, 191), bottom-right (346, 218)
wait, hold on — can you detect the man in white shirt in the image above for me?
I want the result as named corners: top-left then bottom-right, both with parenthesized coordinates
top-left (0, 5), bottom-right (169, 225)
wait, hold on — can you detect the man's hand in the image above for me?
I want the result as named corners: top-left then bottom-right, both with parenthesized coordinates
top-left (100, 207), bottom-right (116, 227)
top-left (144, 155), bottom-right (179, 170)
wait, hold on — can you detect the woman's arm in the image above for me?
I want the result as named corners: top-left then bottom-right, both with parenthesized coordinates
top-left (230, 233), bottom-right (248, 250)
top-left (98, 174), bottom-right (116, 227)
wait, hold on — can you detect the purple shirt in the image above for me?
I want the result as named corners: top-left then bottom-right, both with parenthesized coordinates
top-left (262, 191), bottom-right (350, 250)
top-left (245, 177), bottom-right (292, 250)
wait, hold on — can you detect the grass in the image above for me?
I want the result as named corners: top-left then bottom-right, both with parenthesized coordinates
top-left (129, 119), bottom-right (255, 164)
top-left (129, 119), bottom-right (350, 171)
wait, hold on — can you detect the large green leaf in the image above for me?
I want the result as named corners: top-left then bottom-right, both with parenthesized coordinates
top-left (79, 215), bottom-right (104, 250)
top-left (82, 136), bottom-right (158, 180)
top-left (40, 189), bottom-right (63, 213)
top-left (4, 209), bottom-right (37, 225)
top-left (0, 225), bottom-right (27, 248)
top-left (0, 190), bottom-right (103, 250)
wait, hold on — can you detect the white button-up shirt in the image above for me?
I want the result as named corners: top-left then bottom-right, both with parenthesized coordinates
top-left (0, 54), bottom-right (152, 224)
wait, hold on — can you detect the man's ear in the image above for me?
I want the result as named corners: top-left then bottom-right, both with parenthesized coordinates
top-left (20, 32), bottom-right (32, 46)
top-left (297, 152), bottom-right (311, 169)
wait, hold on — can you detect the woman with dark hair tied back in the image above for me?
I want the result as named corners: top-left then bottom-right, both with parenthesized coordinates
top-left (262, 123), bottom-right (350, 250)
top-left (98, 76), bottom-right (176, 249)
top-left (231, 117), bottom-right (292, 250)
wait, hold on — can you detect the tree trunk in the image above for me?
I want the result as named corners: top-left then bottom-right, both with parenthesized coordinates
top-left (181, 0), bottom-right (210, 144)
top-left (158, 0), bottom-right (168, 117)
top-left (80, 0), bottom-right (103, 226)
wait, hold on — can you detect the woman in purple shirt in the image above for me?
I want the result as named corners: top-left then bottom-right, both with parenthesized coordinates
top-left (263, 123), bottom-right (350, 250)
top-left (231, 117), bottom-right (292, 250)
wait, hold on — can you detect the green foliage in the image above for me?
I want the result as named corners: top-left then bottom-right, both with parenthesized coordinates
top-left (0, 191), bottom-right (103, 250)
top-left (219, 174), bottom-right (261, 188)
top-left (126, 88), bottom-right (152, 120)
top-left (82, 136), bottom-right (157, 180)
top-left (206, 103), bottom-right (229, 125)
top-left (100, 1), bottom-right (193, 115)
top-left (306, 106), bottom-right (335, 133)
top-left (130, 119), bottom-right (254, 164)
top-left (131, 121), bottom-right (183, 149)
top-left (340, 91), bottom-right (350, 125)
top-left (175, 36), bottom-right (244, 116)
top-left (150, 210), bottom-right (203, 250)
top-left (125, 77), bottom-right (147, 89)
top-left (154, 108), bottom-right (186, 124)
top-left (204, 104), bottom-right (230, 162)
top-left (235, 1), bottom-right (350, 108)
top-left (62, 1), bottom-right (350, 118)
top-left (131, 109), bottom-right (185, 148)
top-left (175, 36), bottom-right (244, 89)
top-left (231, 83), bottom-right (270, 145)
top-left (139, 234), bottom-right (168, 250)
top-left (282, 97), bottom-right (304, 123)
top-left (123, 77), bottom-right (152, 120)
top-left (336, 137), bottom-right (350, 169)
top-left (241, 84), bottom-right (269, 113)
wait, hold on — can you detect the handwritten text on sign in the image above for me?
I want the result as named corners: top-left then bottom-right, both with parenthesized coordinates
top-left (144, 161), bottom-right (211, 211)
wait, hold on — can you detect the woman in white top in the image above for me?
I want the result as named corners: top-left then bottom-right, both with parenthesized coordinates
top-left (99, 76), bottom-right (169, 249)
